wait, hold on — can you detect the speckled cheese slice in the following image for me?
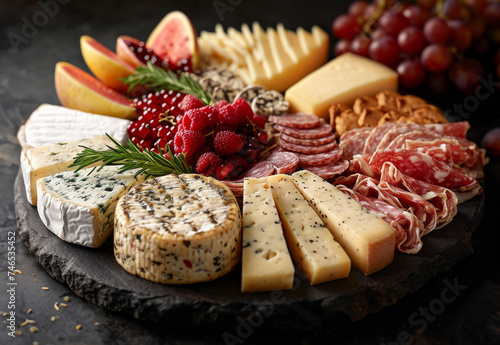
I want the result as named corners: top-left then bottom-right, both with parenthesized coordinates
top-left (23, 104), bottom-right (130, 148)
top-left (267, 174), bottom-right (351, 285)
top-left (36, 166), bottom-right (145, 248)
top-left (291, 170), bottom-right (396, 275)
top-left (241, 177), bottom-right (294, 292)
top-left (21, 135), bottom-right (114, 205)
top-left (114, 174), bottom-right (242, 284)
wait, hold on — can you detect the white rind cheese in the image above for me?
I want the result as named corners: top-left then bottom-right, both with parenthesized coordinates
top-left (291, 170), bottom-right (396, 275)
top-left (267, 174), bottom-right (351, 285)
top-left (23, 104), bottom-right (130, 149)
top-left (36, 166), bottom-right (145, 247)
top-left (114, 174), bottom-right (242, 284)
top-left (241, 177), bottom-right (294, 292)
top-left (21, 135), bottom-right (114, 205)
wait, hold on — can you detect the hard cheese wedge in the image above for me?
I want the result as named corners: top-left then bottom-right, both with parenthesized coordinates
top-left (241, 177), bottom-right (295, 292)
top-left (267, 174), bottom-right (351, 284)
top-left (37, 166), bottom-right (145, 247)
top-left (291, 170), bottom-right (396, 275)
top-left (21, 135), bottom-right (114, 205)
top-left (285, 53), bottom-right (398, 119)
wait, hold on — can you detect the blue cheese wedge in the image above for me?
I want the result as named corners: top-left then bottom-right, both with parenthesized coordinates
top-left (21, 135), bottom-right (114, 205)
top-left (114, 174), bottom-right (242, 284)
top-left (241, 177), bottom-right (294, 292)
top-left (267, 174), bottom-right (351, 285)
top-left (22, 104), bottom-right (130, 149)
top-left (291, 170), bottom-right (396, 275)
top-left (36, 166), bottom-right (145, 247)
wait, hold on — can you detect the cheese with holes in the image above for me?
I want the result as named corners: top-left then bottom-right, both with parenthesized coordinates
top-left (267, 174), bottom-right (350, 285)
top-left (241, 177), bottom-right (294, 292)
top-left (21, 104), bottom-right (130, 149)
top-left (285, 53), bottom-right (398, 119)
top-left (37, 166), bottom-right (145, 247)
top-left (21, 135), bottom-right (114, 205)
top-left (291, 170), bottom-right (396, 275)
top-left (114, 174), bottom-right (242, 284)
top-left (198, 23), bottom-right (329, 92)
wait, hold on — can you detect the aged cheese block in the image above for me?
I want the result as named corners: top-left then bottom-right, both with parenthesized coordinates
top-left (285, 53), bottom-right (398, 119)
top-left (114, 174), bottom-right (242, 284)
top-left (21, 104), bottom-right (130, 149)
top-left (241, 177), bottom-right (294, 292)
top-left (291, 170), bottom-right (396, 275)
top-left (21, 135), bottom-right (114, 205)
top-left (36, 166), bottom-right (145, 247)
top-left (267, 174), bottom-right (351, 285)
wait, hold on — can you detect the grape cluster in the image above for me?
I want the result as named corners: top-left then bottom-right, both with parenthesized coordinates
top-left (332, 0), bottom-right (500, 94)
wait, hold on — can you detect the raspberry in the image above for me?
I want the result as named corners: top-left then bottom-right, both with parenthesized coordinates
top-left (173, 130), bottom-right (207, 157)
top-left (233, 98), bottom-right (254, 126)
top-left (252, 115), bottom-right (266, 129)
top-left (205, 106), bottom-right (219, 129)
top-left (215, 123), bottom-right (238, 133)
top-left (196, 152), bottom-right (223, 177)
top-left (179, 95), bottom-right (204, 112)
top-left (215, 162), bottom-right (234, 180)
top-left (182, 108), bottom-right (209, 132)
top-left (214, 131), bottom-right (244, 157)
top-left (214, 100), bottom-right (229, 111)
top-left (218, 104), bottom-right (239, 126)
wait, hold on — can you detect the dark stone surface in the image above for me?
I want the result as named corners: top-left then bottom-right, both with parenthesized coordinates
top-left (1, 0), bottom-right (500, 344)
top-left (14, 169), bottom-right (485, 331)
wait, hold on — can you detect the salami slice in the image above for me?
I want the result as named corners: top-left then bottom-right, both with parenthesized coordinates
top-left (281, 132), bottom-right (336, 146)
top-left (301, 159), bottom-right (349, 180)
top-left (386, 131), bottom-right (441, 149)
top-left (363, 123), bottom-right (397, 154)
top-left (423, 122), bottom-right (470, 138)
top-left (265, 151), bottom-right (299, 174)
top-left (340, 127), bottom-right (372, 160)
top-left (292, 146), bottom-right (343, 166)
top-left (274, 123), bottom-right (332, 139)
top-left (279, 138), bottom-right (338, 154)
top-left (268, 113), bottom-right (321, 129)
top-left (377, 124), bottom-right (432, 151)
top-left (222, 161), bottom-right (275, 196)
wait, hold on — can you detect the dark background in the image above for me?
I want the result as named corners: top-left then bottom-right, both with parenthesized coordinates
top-left (0, 0), bottom-right (499, 344)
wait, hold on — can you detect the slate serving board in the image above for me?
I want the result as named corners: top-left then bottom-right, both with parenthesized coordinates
top-left (14, 170), bottom-right (485, 331)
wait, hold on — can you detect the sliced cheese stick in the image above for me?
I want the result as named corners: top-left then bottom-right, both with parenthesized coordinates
top-left (267, 174), bottom-right (351, 285)
top-left (241, 177), bottom-right (295, 292)
top-left (291, 170), bottom-right (396, 275)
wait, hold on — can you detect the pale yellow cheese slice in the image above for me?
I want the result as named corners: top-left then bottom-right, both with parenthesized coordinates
top-left (241, 178), bottom-right (295, 292)
top-left (267, 174), bottom-right (351, 285)
top-left (291, 170), bottom-right (396, 275)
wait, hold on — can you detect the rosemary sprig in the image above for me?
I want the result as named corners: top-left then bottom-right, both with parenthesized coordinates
top-left (121, 61), bottom-right (213, 105)
top-left (69, 134), bottom-right (193, 178)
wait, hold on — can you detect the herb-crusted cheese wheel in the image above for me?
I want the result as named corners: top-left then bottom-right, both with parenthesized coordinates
top-left (114, 174), bottom-right (242, 284)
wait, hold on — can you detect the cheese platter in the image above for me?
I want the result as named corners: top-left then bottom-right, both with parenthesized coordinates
top-left (13, 0), bottom-right (496, 332)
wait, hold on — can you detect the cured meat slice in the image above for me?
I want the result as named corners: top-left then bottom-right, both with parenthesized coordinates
top-left (301, 159), bottom-right (349, 180)
top-left (281, 132), bottom-right (336, 146)
top-left (368, 149), bottom-right (480, 192)
top-left (292, 146), bottom-right (343, 166)
top-left (274, 123), bottom-right (332, 139)
top-left (340, 127), bottom-right (372, 160)
top-left (386, 131), bottom-right (441, 149)
top-left (363, 123), bottom-right (397, 154)
top-left (350, 154), bottom-right (377, 177)
top-left (377, 124), bottom-right (434, 151)
top-left (265, 151), bottom-right (299, 174)
top-left (279, 138), bottom-right (338, 154)
top-left (335, 185), bottom-right (423, 254)
top-left (423, 122), bottom-right (470, 138)
top-left (380, 162), bottom-right (458, 228)
top-left (268, 113), bottom-right (321, 129)
top-left (222, 161), bottom-right (275, 197)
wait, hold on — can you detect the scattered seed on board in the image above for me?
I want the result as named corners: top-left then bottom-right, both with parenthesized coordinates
top-left (34, 341), bottom-right (40, 345)
top-left (63, 296), bottom-right (70, 302)
top-left (20, 319), bottom-right (36, 327)
top-left (60, 303), bottom-right (68, 308)
top-left (42, 287), bottom-right (49, 290)
top-left (2, 312), bottom-right (8, 317)
top-left (27, 309), bottom-right (32, 314)
top-left (30, 326), bottom-right (39, 333)
top-left (50, 316), bottom-right (56, 322)
top-left (14, 330), bottom-right (22, 336)
top-left (13, 270), bottom-right (22, 275)
top-left (76, 324), bottom-right (82, 330)
top-left (54, 302), bottom-right (60, 311)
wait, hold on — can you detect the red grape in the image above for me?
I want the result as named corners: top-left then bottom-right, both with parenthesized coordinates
top-left (379, 11), bottom-right (410, 37)
top-left (398, 26), bottom-right (426, 55)
top-left (334, 39), bottom-right (351, 56)
top-left (351, 34), bottom-right (372, 57)
top-left (482, 128), bottom-right (500, 157)
top-left (426, 72), bottom-right (448, 94)
top-left (464, 0), bottom-right (488, 15)
top-left (349, 1), bottom-right (369, 18)
top-left (484, 3), bottom-right (500, 28)
top-left (467, 16), bottom-right (486, 38)
top-left (423, 18), bottom-right (450, 44)
top-left (371, 28), bottom-right (386, 40)
top-left (449, 21), bottom-right (473, 52)
top-left (397, 59), bottom-right (426, 88)
top-left (416, 0), bottom-right (437, 11)
top-left (472, 36), bottom-right (490, 54)
top-left (442, 0), bottom-right (469, 20)
top-left (369, 35), bottom-right (400, 66)
top-left (332, 14), bottom-right (361, 40)
top-left (364, 3), bottom-right (378, 18)
top-left (420, 44), bottom-right (452, 72)
top-left (402, 5), bottom-right (432, 27)
top-left (448, 61), bottom-right (480, 94)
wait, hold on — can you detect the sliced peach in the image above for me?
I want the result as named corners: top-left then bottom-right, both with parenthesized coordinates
top-left (54, 62), bottom-right (137, 119)
top-left (116, 35), bottom-right (145, 69)
top-left (146, 11), bottom-right (200, 69)
top-left (80, 35), bottom-right (136, 94)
